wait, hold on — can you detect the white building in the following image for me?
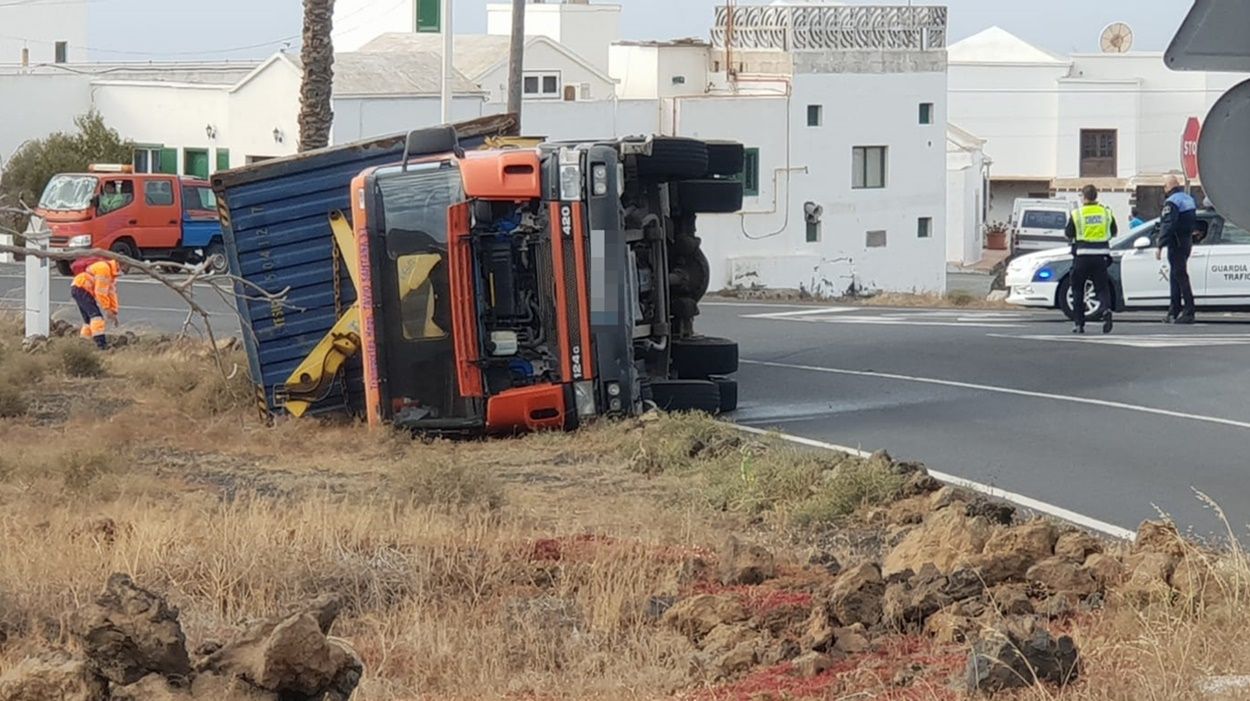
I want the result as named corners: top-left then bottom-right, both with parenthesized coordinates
top-left (948, 26), bottom-right (1245, 231)
top-left (3, 0), bottom-right (951, 295)
top-left (946, 125), bottom-right (989, 267)
top-left (0, 0), bottom-right (88, 65)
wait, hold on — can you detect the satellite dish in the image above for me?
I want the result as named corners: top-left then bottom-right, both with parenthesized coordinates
top-left (1197, 78), bottom-right (1250, 230)
top-left (1100, 22), bottom-right (1134, 53)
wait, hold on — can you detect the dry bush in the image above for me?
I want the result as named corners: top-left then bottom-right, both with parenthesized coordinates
top-left (391, 449), bottom-right (505, 511)
top-left (107, 344), bottom-right (252, 418)
top-left (0, 384), bottom-right (28, 418)
top-left (55, 340), bottom-right (105, 378)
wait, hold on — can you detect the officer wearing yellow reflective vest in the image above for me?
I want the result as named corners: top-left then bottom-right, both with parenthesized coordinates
top-left (1063, 185), bottom-right (1118, 334)
top-left (70, 259), bottom-right (123, 349)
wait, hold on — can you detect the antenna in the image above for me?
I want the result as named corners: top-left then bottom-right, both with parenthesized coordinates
top-left (1100, 22), bottom-right (1134, 54)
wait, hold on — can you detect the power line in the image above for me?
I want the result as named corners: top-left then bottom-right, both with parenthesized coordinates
top-left (0, 31), bottom-right (299, 57)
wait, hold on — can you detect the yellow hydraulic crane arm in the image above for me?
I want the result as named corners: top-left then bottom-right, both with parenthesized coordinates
top-left (280, 211), bottom-right (364, 418)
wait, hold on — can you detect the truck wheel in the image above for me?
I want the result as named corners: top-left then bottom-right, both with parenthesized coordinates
top-left (675, 179), bottom-right (744, 214)
top-left (110, 240), bottom-right (138, 260)
top-left (634, 137), bottom-right (709, 181)
top-left (712, 376), bottom-right (739, 413)
top-left (56, 261), bottom-right (73, 276)
top-left (672, 335), bottom-right (739, 378)
top-left (670, 247), bottom-right (711, 302)
top-left (705, 141), bottom-right (745, 177)
top-left (204, 242), bottom-right (228, 275)
top-left (649, 379), bottom-right (721, 414)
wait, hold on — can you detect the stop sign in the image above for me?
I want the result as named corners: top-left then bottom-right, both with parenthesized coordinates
top-left (1182, 117), bottom-right (1202, 179)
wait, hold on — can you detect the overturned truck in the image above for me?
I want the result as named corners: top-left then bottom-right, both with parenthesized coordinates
top-left (213, 115), bottom-right (745, 434)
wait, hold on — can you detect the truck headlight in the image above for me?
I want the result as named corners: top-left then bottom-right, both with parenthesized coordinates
top-left (592, 164), bottom-right (609, 196)
top-left (68, 235), bottom-right (91, 248)
top-left (573, 380), bottom-right (597, 418)
top-left (559, 148), bottom-right (581, 201)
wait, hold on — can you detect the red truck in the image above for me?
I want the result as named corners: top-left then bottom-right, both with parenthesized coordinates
top-left (34, 165), bottom-right (226, 275)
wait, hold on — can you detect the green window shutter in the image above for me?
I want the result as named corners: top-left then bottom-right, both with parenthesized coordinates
top-left (158, 148), bottom-right (178, 174)
top-left (215, 148), bottom-right (230, 172)
top-left (736, 148), bottom-right (760, 197)
top-left (416, 0), bottom-right (440, 32)
top-left (184, 149), bottom-right (209, 179)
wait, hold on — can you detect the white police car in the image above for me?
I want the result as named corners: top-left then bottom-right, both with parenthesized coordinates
top-left (1005, 209), bottom-right (1250, 319)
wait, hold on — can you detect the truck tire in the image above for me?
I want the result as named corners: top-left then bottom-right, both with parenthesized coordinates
top-left (675, 179), bottom-right (744, 215)
top-left (110, 239), bottom-right (138, 260)
top-left (712, 376), bottom-right (739, 413)
top-left (705, 141), bottom-right (745, 177)
top-left (204, 241), bottom-right (228, 275)
top-left (672, 335), bottom-right (739, 378)
top-left (634, 137), bottom-right (709, 181)
top-left (649, 379), bottom-right (721, 414)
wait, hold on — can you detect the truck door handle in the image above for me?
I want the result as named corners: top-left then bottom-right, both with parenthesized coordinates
top-left (168, 220), bottom-right (177, 225)
top-left (128, 219), bottom-right (138, 225)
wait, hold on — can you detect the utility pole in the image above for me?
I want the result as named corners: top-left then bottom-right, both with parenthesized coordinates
top-left (441, 0), bottom-right (454, 123)
top-left (506, 0), bottom-right (526, 119)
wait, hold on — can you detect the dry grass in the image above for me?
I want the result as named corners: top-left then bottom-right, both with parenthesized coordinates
top-left (2, 319), bottom-right (1250, 700)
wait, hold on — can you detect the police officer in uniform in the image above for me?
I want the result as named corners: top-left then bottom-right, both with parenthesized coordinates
top-left (1157, 174), bottom-right (1198, 324)
top-left (1064, 185), bottom-right (1118, 334)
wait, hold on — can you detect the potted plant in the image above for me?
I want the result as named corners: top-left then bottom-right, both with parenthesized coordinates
top-left (985, 221), bottom-right (1009, 251)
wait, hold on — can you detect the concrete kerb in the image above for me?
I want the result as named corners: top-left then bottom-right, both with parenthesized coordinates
top-left (732, 423), bottom-right (1138, 542)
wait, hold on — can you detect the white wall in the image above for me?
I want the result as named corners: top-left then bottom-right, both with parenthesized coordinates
top-left (477, 40), bottom-right (615, 103)
top-left (227, 62), bottom-right (301, 162)
top-left (1055, 78), bottom-right (1140, 180)
top-left (610, 45), bottom-right (659, 99)
top-left (678, 69), bottom-right (948, 295)
top-left (92, 82), bottom-right (229, 173)
top-left (948, 63), bottom-right (1071, 179)
top-left (333, 96), bottom-right (488, 144)
top-left (657, 46), bottom-right (710, 99)
top-left (0, 3), bottom-right (88, 64)
top-left (333, 0), bottom-right (414, 52)
top-left (487, 3), bottom-right (620, 74)
top-left (946, 148), bottom-right (984, 266)
top-left (0, 72), bottom-right (93, 162)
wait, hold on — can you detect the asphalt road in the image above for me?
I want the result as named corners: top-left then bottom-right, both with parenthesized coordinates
top-left (0, 263), bottom-right (239, 337)
top-left (6, 261), bottom-right (1250, 539)
top-left (700, 300), bottom-right (1250, 541)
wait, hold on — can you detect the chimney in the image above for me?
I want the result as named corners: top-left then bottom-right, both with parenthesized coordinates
top-left (20, 47), bottom-right (29, 67)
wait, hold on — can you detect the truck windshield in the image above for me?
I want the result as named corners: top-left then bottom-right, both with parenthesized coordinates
top-left (38, 175), bottom-right (97, 211)
top-left (372, 162), bottom-right (470, 425)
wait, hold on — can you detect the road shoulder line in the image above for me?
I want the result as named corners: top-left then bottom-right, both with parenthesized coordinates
top-left (734, 424), bottom-right (1137, 541)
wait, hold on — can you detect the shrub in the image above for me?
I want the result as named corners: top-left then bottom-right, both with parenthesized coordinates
top-left (0, 385), bottom-right (27, 418)
top-left (56, 341), bottom-right (105, 378)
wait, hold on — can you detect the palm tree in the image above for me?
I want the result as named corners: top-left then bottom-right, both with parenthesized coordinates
top-left (298, 0), bottom-right (335, 152)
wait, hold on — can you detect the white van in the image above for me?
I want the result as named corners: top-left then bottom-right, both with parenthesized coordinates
top-left (1011, 198), bottom-right (1075, 253)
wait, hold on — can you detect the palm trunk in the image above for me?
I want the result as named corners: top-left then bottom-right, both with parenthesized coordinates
top-left (298, 0), bottom-right (336, 152)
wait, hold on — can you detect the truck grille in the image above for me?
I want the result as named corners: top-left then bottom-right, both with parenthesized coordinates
top-left (49, 236), bottom-right (69, 248)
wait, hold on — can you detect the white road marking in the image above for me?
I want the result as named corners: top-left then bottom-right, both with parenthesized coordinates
top-left (743, 358), bottom-right (1250, 432)
top-left (991, 333), bottom-right (1250, 349)
top-left (734, 424), bottom-right (1136, 540)
top-left (749, 314), bottom-right (1027, 329)
top-left (743, 306), bottom-right (859, 318)
top-left (0, 299), bottom-right (232, 316)
top-left (744, 307), bottom-right (1036, 329)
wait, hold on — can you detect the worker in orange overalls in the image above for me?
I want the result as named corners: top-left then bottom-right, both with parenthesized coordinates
top-left (70, 258), bottom-right (123, 349)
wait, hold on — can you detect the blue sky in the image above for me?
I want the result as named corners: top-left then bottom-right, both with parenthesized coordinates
top-left (80, 0), bottom-right (1192, 61)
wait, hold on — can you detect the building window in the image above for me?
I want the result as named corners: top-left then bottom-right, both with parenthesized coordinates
top-left (807, 105), bottom-right (823, 127)
top-left (54, 41), bottom-right (67, 63)
top-left (919, 102), bottom-right (934, 125)
top-left (852, 146), bottom-right (888, 189)
top-left (523, 72), bottom-right (561, 99)
top-left (918, 217), bottom-right (933, 238)
top-left (132, 146), bottom-right (163, 174)
top-left (866, 230), bottom-right (888, 248)
top-left (732, 147), bottom-right (760, 197)
top-left (1080, 129), bottom-right (1117, 178)
top-left (215, 148), bottom-right (230, 172)
top-left (806, 221), bottom-right (821, 243)
top-left (183, 148), bottom-right (210, 179)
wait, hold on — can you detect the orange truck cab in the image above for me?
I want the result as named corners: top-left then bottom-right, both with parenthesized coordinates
top-left (35, 164), bottom-right (226, 275)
